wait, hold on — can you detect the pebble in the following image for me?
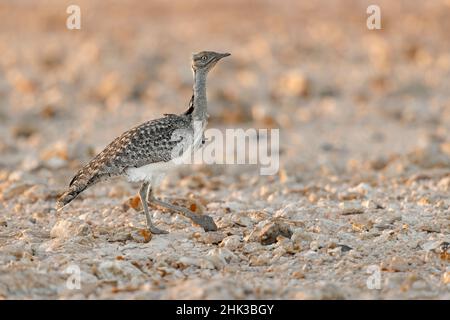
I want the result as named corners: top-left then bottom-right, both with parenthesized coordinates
top-left (274, 203), bottom-right (300, 219)
top-left (291, 229), bottom-right (313, 242)
top-left (220, 235), bottom-right (241, 250)
top-left (130, 229), bottom-right (152, 243)
top-left (382, 256), bottom-right (410, 272)
top-left (178, 256), bottom-right (214, 269)
top-left (421, 240), bottom-right (441, 252)
top-left (442, 271), bottom-right (450, 285)
top-left (303, 250), bottom-right (319, 260)
top-left (258, 222), bottom-right (293, 245)
top-left (2, 183), bottom-right (34, 201)
top-left (50, 219), bottom-right (77, 239)
top-left (205, 248), bottom-right (237, 269)
top-left (339, 201), bottom-right (365, 215)
top-left (96, 260), bottom-right (144, 281)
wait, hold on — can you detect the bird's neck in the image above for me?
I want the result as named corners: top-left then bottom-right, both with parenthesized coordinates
top-left (192, 70), bottom-right (208, 121)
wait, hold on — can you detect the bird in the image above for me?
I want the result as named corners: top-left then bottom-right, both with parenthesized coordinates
top-left (56, 51), bottom-right (231, 234)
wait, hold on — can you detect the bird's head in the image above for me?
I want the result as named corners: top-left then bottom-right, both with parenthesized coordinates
top-left (191, 51), bottom-right (230, 73)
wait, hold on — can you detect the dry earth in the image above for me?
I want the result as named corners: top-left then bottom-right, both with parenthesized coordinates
top-left (0, 0), bottom-right (449, 299)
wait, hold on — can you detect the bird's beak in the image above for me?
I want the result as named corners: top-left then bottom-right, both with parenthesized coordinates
top-left (217, 52), bottom-right (231, 60)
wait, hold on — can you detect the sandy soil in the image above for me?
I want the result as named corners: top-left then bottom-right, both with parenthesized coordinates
top-left (0, 0), bottom-right (449, 299)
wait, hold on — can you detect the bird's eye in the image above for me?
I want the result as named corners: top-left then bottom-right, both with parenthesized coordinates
top-left (201, 55), bottom-right (208, 61)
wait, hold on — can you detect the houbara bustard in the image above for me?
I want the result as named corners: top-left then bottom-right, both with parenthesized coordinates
top-left (56, 51), bottom-right (230, 234)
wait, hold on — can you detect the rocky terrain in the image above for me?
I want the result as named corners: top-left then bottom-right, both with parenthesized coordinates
top-left (0, 0), bottom-right (449, 299)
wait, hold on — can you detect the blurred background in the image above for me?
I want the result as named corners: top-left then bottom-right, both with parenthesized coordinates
top-left (1, 0), bottom-right (450, 178)
top-left (0, 0), bottom-right (449, 299)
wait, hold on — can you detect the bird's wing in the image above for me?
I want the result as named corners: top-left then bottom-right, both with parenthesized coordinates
top-left (69, 115), bottom-right (193, 187)
top-left (184, 94), bottom-right (194, 115)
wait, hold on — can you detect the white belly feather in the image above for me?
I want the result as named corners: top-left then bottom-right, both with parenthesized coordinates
top-left (125, 161), bottom-right (177, 183)
top-left (125, 120), bottom-right (206, 184)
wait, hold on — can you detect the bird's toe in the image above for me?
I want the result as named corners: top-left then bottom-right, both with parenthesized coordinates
top-left (149, 226), bottom-right (169, 234)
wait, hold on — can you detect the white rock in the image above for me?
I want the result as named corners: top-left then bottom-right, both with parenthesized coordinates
top-left (45, 157), bottom-right (67, 169)
top-left (226, 201), bottom-right (244, 212)
top-left (291, 229), bottom-right (313, 242)
top-left (303, 250), bottom-right (319, 260)
top-left (309, 241), bottom-right (320, 251)
top-left (178, 256), bottom-right (208, 269)
top-left (50, 220), bottom-right (75, 239)
top-left (50, 219), bottom-right (91, 239)
top-left (349, 183), bottom-right (372, 195)
top-left (274, 203), bottom-right (303, 219)
top-left (421, 241), bottom-right (441, 252)
top-left (205, 248), bottom-right (238, 269)
top-left (338, 201), bottom-right (364, 215)
top-left (97, 260), bottom-right (143, 281)
top-left (220, 235), bottom-right (241, 250)
top-left (231, 214), bottom-right (253, 227)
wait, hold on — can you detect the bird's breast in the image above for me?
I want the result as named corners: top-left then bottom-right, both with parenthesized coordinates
top-left (125, 161), bottom-right (176, 183)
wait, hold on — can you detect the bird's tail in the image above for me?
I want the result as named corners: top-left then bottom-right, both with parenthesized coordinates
top-left (56, 166), bottom-right (97, 211)
top-left (56, 185), bottom-right (86, 211)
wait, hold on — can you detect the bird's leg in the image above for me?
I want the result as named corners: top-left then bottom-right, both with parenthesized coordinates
top-left (139, 182), bottom-right (168, 234)
top-left (147, 190), bottom-right (217, 232)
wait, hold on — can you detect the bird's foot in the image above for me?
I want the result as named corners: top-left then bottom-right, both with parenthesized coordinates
top-left (148, 225), bottom-right (169, 235)
top-left (189, 214), bottom-right (217, 232)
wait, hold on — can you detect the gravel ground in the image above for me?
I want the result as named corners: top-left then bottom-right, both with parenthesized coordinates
top-left (0, 0), bottom-right (449, 299)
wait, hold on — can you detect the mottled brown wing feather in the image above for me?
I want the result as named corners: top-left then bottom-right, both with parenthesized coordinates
top-left (57, 114), bottom-right (193, 209)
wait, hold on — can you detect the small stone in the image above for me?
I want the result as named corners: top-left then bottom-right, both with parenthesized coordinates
top-left (442, 271), bottom-right (450, 285)
top-left (279, 168), bottom-right (289, 183)
top-left (382, 256), bottom-right (410, 272)
top-left (232, 214), bottom-right (253, 227)
top-left (131, 229), bottom-right (152, 243)
top-left (291, 229), bottom-right (313, 243)
top-left (291, 271), bottom-right (305, 279)
top-left (249, 252), bottom-right (271, 266)
top-left (369, 156), bottom-right (388, 170)
top-left (439, 242), bottom-right (449, 253)
top-left (303, 250), bottom-right (319, 260)
top-left (106, 228), bottom-right (132, 242)
top-left (419, 223), bottom-right (440, 233)
top-left (108, 185), bottom-right (129, 198)
top-left (421, 240), bottom-right (441, 252)
top-left (186, 198), bottom-right (206, 214)
top-left (50, 219), bottom-right (76, 239)
top-left (315, 282), bottom-right (347, 299)
top-left (96, 260), bottom-right (143, 281)
top-left (205, 248), bottom-right (237, 269)
top-left (362, 200), bottom-right (383, 209)
top-left (339, 202), bottom-right (365, 215)
top-left (197, 231), bottom-right (225, 245)
top-left (328, 247), bottom-right (342, 256)
top-left (276, 70), bottom-right (310, 98)
top-left (349, 183), bottom-right (372, 195)
top-left (220, 235), bottom-right (241, 250)
top-left (76, 223), bottom-right (92, 237)
top-left (440, 242), bottom-right (450, 262)
top-left (258, 221), bottom-right (293, 245)
top-left (338, 192), bottom-right (360, 201)
top-left (178, 256), bottom-right (212, 269)
top-left (45, 157), bottom-right (67, 169)
top-left (2, 183), bottom-right (34, 201)
top-left (278, 238), bottom-right (300, 254)
top-left (309, 241), bottom-right (320, 251)
top-left (437, 177), bottom-right (450, 191)
top-left (127, 195), bottom-right (142, 211)
top-left (22, 184), bottom-right (51, 203)
top-left (274, 203), bottom-right (300, 219)
top-left (336, 244), bottom-right (352, 252)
